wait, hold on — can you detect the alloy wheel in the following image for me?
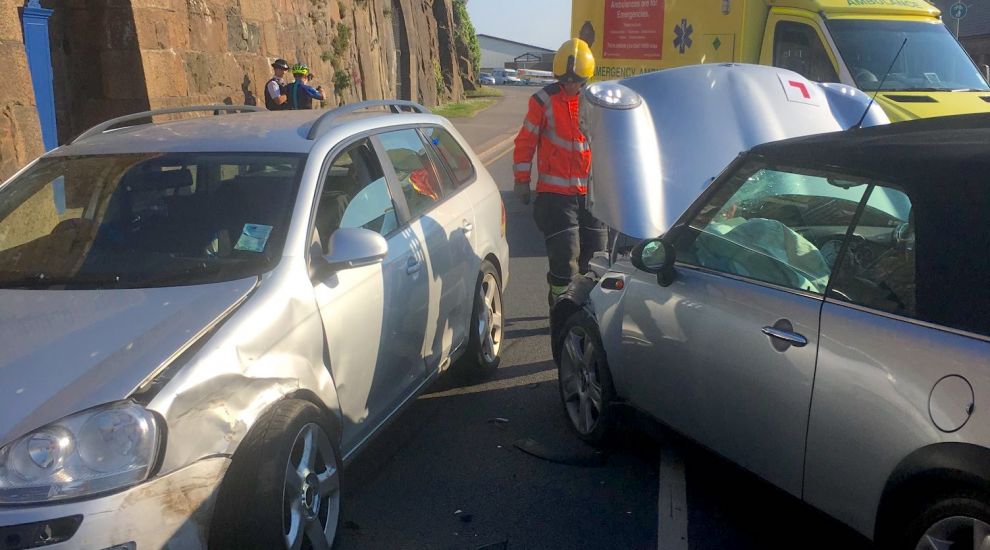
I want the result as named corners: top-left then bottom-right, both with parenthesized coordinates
top-left (560, 325), bottom-right (604, 435)
top-left (916, 516), bottom-right (990, 550)
top-left (477, 272), bottom-right (503, 364)
top-left (283, 423), bottom-right (340, 550)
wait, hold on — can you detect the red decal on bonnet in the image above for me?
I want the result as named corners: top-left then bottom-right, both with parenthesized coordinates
top-left (788, 80), bottom-right (811, 99)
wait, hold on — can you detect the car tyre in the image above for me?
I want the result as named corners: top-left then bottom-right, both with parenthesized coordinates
top-left (897, 492), bottom-right (990, 550)
top-left (556, 309), bottom-right (618, 447)
top-left (210, 399), bottom-right (342, 550)
top-left (455, 260), bottom-right (503, 380)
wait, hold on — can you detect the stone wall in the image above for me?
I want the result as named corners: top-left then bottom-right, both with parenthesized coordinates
top-left (45, 1), bottom-right (152, 145)
top-left (0, 0), bottom-right (44, 182)
top-left (43, 0), bottom-right (473, 144)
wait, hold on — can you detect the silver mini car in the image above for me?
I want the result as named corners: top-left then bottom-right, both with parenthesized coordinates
top-left (0, 101), bottom-right (508, 549)
top-left (553, 65), bottom-right (990, 548)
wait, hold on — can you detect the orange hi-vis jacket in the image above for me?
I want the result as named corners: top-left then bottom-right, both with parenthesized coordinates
top-left (513, 83), bottom-right (591, 196)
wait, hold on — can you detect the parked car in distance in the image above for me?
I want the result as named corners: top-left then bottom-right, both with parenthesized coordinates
top-left (554, 64), bottom-right (990, 549)
top-left (480, 73), bottom-right (496, 86)
top-left (0, 101), bottom-right (509, 549)
top-left (491, 68), bottom-right (517, 85)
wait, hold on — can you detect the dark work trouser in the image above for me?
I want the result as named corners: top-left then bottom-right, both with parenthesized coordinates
top-left (533, 192), bottom-right (608, 296)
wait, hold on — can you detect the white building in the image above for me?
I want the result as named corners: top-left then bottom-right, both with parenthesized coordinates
top-left (478, 34), bottom-right (554, 71)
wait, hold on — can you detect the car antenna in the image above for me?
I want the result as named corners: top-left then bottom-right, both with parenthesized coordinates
top-left (855, 38), bottom-right (908, 129)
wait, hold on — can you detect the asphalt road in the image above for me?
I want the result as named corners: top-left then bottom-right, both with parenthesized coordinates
top-left (337, 90), bottom-right (875, 549)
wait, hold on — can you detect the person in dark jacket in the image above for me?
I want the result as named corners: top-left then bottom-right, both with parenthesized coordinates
top-left (265, 59), bottom-right (289, 111)
top-left (285, 64), bottom-right (325, 110)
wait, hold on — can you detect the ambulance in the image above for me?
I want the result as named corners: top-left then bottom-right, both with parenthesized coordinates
top-left (571, 0), bottom-right (990, 120)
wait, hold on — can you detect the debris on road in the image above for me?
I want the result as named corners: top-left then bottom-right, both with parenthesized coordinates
top-left (512, 437), bottom-right (608, 467)
top-left (454, 509), bottom-right (474, 523)
top-left (487, 417), bottom-right (510, 430)
top-left (342, 520), bottom-right (361, 531)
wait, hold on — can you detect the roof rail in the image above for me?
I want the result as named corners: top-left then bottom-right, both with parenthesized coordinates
top-left (306, 100), bottom-right (431, 140)
top-left (72, 104), bottom-right (264, 144)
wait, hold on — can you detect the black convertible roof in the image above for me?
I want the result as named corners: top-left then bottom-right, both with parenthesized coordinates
top-left (752, 113), bottom-right (990, 181)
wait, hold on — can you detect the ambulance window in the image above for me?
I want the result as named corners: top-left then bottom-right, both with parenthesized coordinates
top-left (773, 21), bottom-right (839, 83)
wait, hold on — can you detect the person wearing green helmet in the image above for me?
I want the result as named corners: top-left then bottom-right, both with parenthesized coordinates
top-left (285, 64), bottom-right (325, 110)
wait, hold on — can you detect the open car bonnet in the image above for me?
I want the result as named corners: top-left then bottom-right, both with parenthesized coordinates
top-left (580, 63), bottom-right (889, 239)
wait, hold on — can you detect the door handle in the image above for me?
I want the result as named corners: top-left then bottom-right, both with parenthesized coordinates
top-left (406, 256), bottom-right (423, 275)
top-left (761, 326), bottom-right (808, 348)
top-left (462, 220), bottom-right (474, 233)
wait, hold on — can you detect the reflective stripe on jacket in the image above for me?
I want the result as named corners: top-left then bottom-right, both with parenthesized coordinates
top-left (513, 83), bottom-right (591, 196)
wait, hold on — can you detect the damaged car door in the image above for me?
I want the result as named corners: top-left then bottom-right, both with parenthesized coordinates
top-left (310, 138), bottom-right (427, 452)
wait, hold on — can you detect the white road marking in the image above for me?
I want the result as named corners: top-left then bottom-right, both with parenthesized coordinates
top-left (420, 369), bottom-right (556, 399)
top-left (658, 445), bottom-right (689, 550)
top-left (478, 130), bottom-right (518, 167)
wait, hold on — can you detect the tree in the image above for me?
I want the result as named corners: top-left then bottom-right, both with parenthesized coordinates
top-left (452, 0), bottom-right (481, 77)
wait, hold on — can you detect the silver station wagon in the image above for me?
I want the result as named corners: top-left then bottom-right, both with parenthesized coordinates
top-left (554, 64), bottom-right (990, 549)
top-left (0, 101), bottom-right (508, 549)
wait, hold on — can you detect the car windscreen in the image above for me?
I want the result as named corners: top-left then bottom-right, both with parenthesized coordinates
top-left (828, 19), bottom-right (990, 92)
top-left (0, 153), bottom-right (304, 289)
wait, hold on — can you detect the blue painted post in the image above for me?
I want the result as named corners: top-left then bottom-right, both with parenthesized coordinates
top-left (21, 0), bottom-right (62, 211)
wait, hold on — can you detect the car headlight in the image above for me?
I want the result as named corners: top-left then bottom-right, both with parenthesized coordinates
top-left (0, 401), bottom-right (160, 504)
top-left (584, 82), bottom-right (643, 109)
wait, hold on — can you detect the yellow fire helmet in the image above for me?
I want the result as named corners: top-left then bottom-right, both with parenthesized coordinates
top-left (553, 38), bottom-right (595, 84)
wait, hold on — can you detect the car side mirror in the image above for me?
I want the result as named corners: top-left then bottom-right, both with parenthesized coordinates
top-left (631, 237), bottom-right (676, 287)
top-left (311, 228), bottom-right (388, 279)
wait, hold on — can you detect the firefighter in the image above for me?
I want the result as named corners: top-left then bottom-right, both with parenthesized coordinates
top-left (513, 38), bottom-right (606, 305)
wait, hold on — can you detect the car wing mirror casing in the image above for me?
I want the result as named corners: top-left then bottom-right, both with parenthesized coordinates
top-left (312, 227), bottom-right (388, 279)
top-left (630, 237), bottom-right (677, 287)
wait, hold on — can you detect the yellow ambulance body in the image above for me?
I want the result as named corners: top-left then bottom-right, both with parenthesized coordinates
top-left (571, 0), bottom-right (990, 120)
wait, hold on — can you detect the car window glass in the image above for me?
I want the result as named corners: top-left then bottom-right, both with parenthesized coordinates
top-left (828, 185), bottom-right (915, 317)
top-left (378, 129), bottom-right (444, 218)
top-left (676, 167), bottom-right (870, 294)
top-left (0, 153), bottom-right (303, 289)
top-left (829, 19), bottom-right (990, 92)
top-left (313, 139), bottom-right (395, 252)
top-left (829, 182), bottom-right (988, 337)
top-left (422, 127), bottom-right (475, 188)
top-left (773, 21), bottom-right (840, 83)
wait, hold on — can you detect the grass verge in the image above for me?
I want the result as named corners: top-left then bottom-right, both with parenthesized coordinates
top-left (433, 98), bottom-right (497, 118)
top-left (466, 86), bottom-right (503, 99)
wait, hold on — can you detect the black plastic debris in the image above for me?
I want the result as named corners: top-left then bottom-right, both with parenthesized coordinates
top-left (454, 509), bottom-right (474, 523)
top-left (512, 438), bottom-right (608, 467)
top-left (342, 520), bottom-right (361, 531)
top-left (487, 417), bottom-right (509, 428)
top-left (475, 541), bottom-right (508, 550)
